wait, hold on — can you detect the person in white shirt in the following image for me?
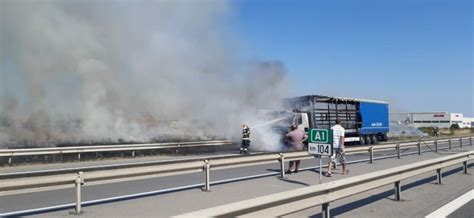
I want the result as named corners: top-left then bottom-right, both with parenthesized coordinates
top-left (327, 118), bottom-right (348, 177)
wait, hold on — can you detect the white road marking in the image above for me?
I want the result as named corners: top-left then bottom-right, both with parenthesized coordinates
top-left (425, 189), bottom-right (473, 218)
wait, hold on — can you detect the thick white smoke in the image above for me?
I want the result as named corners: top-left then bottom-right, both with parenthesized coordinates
top-left (0, 0), bottom-right (290, 148)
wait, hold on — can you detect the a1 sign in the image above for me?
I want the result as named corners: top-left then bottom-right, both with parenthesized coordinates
top-left (309, 129), bottom-right (333, 144)
top-left (308, 129), bottom-right (333, 156)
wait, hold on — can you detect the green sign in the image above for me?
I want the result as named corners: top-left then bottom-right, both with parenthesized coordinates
top-left (309, 129), bottom-right (333, 144)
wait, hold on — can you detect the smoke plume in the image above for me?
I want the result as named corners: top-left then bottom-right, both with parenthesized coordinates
top-left (0, 0), bottom-right (290, 148)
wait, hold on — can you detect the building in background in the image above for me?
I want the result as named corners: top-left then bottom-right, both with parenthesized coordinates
top-left (461, 117), bottom-right (474, 128)
top-left (390, 112), bottom-right (473, 128)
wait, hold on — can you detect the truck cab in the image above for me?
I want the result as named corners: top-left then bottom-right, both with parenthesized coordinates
top-left (292, 112), bottom-right (309, 132)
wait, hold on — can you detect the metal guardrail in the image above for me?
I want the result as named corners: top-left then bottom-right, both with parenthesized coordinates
top-left (0, 136), bottom-right (472, 215)
top-left (0, 140), bottom-right (233, 164)
top-left (0, 136), bottom-right (468, 165)
top-left (386, 134), bottom-right (474, 144)
top-left (179, 150), bottom-right (474, 217)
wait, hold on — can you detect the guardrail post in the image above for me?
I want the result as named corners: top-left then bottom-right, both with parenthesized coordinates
top-left (8, 156), bottom-right (12, 166)
top-left (203, 160), bottom-right (211, 192)
top-left (132, 151), bottom-right (136, 157)
top-left (78, 153), bottom-right (81, 161)
top-left (463, 161), bottom-right (468, 174)
top-left (436, 169), bottom-right (442, 184)
top-left (449, 138), bottom-right (452, 150)
top-left (417, 140), bottom-right (421, 155)
top-left (435, 140), bottom-right (438, 152)
top-left (396, 144), bottom-right (401, 159)
top-left (322, 203), bottom-right (330, 218)
top-left (394, 181), bottom-right (401, 201)
top-left (279, 153), bottom-right (285, 178)
top-left (74, 172), bottom-right (84, 214)
top-left (459, 138), bottom-right (462, 148)
top-left (369, 147), bottom-right (373, 164)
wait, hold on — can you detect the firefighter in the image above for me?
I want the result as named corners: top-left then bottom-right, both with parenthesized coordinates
top-left (240, 123), bottom-right (251, 154)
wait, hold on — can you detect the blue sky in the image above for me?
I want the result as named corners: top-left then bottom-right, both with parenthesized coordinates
top-left (233, 0), bottom-right (473, 116)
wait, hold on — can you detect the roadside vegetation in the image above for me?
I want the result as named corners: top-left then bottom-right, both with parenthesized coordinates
top-left (418, 125), bottom-right (473, 137)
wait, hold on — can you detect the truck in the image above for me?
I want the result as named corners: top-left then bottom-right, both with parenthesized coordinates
top-left (283, 95), bottom-right (389, 145)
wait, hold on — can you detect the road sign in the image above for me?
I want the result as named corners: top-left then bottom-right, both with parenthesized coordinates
top-left (308, 129), bottom-right (333, 156)
top-left (309, 129), bottom-right (333, 144)
top-left (308, 143), bottom-right (333, 156)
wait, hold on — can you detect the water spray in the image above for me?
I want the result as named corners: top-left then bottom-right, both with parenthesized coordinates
top-left (250, 117), bottom-right (287, 129)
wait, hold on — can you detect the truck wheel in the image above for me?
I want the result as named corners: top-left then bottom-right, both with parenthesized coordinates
top-left (363, 136), bottom-right (370, 145)
top-left (372, 135), bottom-right (378, 144)
top-left (359, 136), bottom-right (366, 145)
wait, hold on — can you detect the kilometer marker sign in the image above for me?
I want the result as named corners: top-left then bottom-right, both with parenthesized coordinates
top-left (308, 129), bottom-right (333, 156)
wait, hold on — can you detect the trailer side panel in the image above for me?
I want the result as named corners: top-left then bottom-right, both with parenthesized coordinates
top-left (359, 102), bottom-right (389, 135)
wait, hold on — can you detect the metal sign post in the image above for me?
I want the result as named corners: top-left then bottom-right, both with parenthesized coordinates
top-left (312, 154), bottom-right (322, 183)
top-left (319, 156), bottom-right (322, 183)
top-left (308, 129), bottom-right (333, 184)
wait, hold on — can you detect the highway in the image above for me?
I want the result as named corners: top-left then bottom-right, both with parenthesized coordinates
top-left (0, 140), bottom-right (472, 217)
